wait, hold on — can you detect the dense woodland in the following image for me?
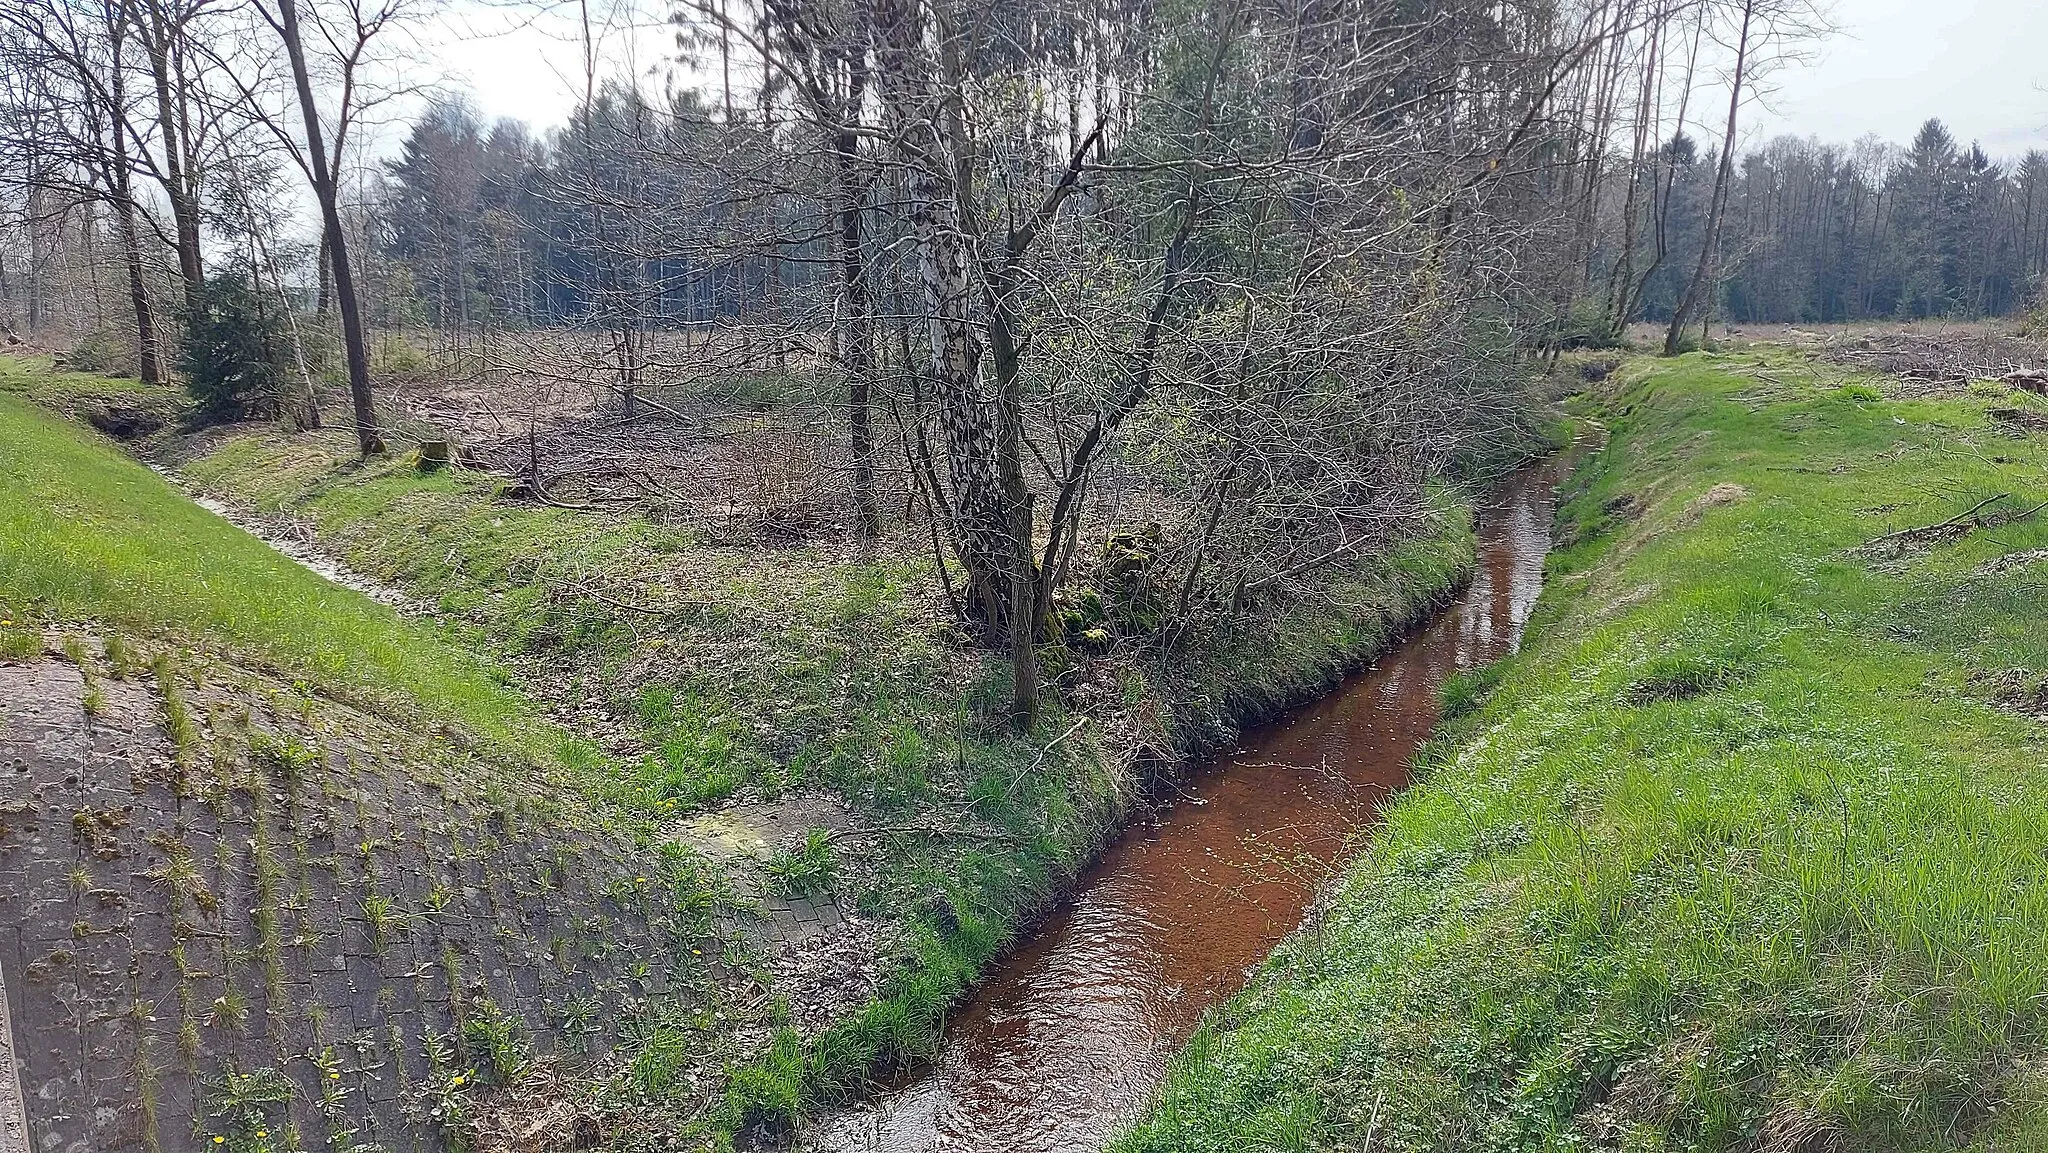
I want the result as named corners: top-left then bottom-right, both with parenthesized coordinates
top-left (1685, 121), bottom-right (2048, 324)
top-left (0, 0), bottom-right (2040, 724)
top-left (369, 107), bottom-right (2048, 337)
top-left (364, 106), bottom-right (2048, 334)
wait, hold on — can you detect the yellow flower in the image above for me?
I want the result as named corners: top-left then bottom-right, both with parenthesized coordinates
top-left (636, 877), bottom-right (648, 884)
top-left (328, 1071), bottom-right (341, 1080)
top-left (255, 1132), bottom-right (267, 1139)
top-left (450, 1074), bottom-right (465, 1087)
top-left (212, 1139), bottom-right (224, 1146)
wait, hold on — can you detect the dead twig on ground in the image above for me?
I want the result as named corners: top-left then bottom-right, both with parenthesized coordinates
top-left (1854, 492), bottom-right (2014, 556)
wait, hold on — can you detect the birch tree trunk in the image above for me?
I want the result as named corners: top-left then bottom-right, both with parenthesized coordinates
top-left (873, 0), bottom-right (1037, 723)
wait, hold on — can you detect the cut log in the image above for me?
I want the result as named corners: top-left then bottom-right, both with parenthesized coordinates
top-left (2002, 369), bottom-right (2048, 394)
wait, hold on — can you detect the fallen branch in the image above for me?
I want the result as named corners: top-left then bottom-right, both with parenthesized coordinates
top-left (583, 587), bottom-right (670, 617)
top-left (1859, 492), bottom-right (2009, 549)
top-left (1005, 717), bottom-right (1090, 802)
top-left (1984, 498), bottom-right (2048, 537)
top-left (821, 822), bottom-right (1014, 842)
top-left (603, 383), bottom-right (693, 427)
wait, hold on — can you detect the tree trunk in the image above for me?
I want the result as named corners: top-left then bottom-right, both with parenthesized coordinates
top-left (835, 84), bottom-right (879, 540)
top-left (100, 37), bottom-right (162, 384)
top-left (276, 0), bottom-right (382, 454)
top-left (316, 233), bottom-right (332, 318)
top-left (25, 182), bottom-right (45, 335)
top-left (139, 2), bottom-right (204, 318)
top-left (1666, 0), bottom-right (1753, 356)
top-left (112, 192), bottom-right (162, 384)
top-left (1007, 490), bottom-right (1039, 728)
top-left (1606, 12), bottom-right (1662, 330)
top-left (874, 0), bottom-right (1022, 650)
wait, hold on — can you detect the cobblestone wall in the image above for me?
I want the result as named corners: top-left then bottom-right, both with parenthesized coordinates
top-left (0, 651), bottom-right (714, 1153)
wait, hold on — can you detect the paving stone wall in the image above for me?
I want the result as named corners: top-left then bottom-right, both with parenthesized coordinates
top-left (0, 654), bottom-right (714, 1153)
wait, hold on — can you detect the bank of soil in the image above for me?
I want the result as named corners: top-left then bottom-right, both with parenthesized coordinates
top-left (1120, 347), bottom-right (2048, 1153)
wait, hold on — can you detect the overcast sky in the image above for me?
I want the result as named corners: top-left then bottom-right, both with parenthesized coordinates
top-left (1748, 0), bottom-right (2048, 154)
top-left (422, 0), bottom-right (2048, 157)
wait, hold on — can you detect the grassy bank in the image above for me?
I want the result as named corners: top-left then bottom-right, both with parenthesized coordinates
top-left (1120, 350), bottom-right (2048, 1152)
top-left (0, 385), bottom-right (555, 758)
top-left (0, 350), bottom-right (188, 432)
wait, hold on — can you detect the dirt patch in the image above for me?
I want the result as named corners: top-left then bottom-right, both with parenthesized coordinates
top-left (379, 349), bottom-right (872, 547)
top-left (83, 403), bottom-right (166, 440)
top-left (1988, 406), bottom-right (2048, 433)
top-left (765, 916), bottom-right (888, 1036)
top-left (1753, 1103), bottom-right (1843, 1153)
top-left (1680, 482), bottom-right (1749, 524)
top-left (1849, 494), bottom-right (2046, 563)
top-left (1594, 582), bottom-right (1660, 617)
top-left (468, 1067), bottom-right (604, 1153)
top-left (1980, 667), bottom-right (2048, 722)
top-left (1976, 549), bottom-right (2048, 577)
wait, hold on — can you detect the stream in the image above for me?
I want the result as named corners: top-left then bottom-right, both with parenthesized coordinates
top-left (146, 463), bottom-right (410, 607)
top-left (801, 457), bottom-right (1566, 1153)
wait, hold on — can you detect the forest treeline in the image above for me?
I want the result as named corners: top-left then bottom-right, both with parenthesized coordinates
top-left (363, 108), bottom-right (2048, 339)
top-left (366, 105), bottom-right (2048, 338)
top-left (1686, 121), bottom-right (2048, 325)
top-left (1, 0), bottom-right (2040, 725)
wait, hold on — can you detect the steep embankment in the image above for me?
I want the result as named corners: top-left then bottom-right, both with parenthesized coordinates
top-left (0, 385), bottom-right (736, 1153)
top-left (1121, 351), bottom-right (2048, 1152)
top-left (0, 352), bottom-right (1524, 1146)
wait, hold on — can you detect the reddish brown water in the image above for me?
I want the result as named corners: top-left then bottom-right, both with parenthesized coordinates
top-left (803, 460), bottom-right (1564, 1153)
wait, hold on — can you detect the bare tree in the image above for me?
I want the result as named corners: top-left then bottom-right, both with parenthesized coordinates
top-left (208, 0), bottom-right (425, 450)
top-left (1663, 0), bottom-right (1825, 353)
top-left (0, 0), bottom-right (172, 380)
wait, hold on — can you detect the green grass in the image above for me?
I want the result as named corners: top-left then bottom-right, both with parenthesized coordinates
top-left (765, 828), bottom-right (839, 896)
top-left (0, 388), bottom-right (557, 759)
top-left (177, 426), bottom-right (974, 809)
top-left (1119, 350), bottom-right (2048, 1152)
